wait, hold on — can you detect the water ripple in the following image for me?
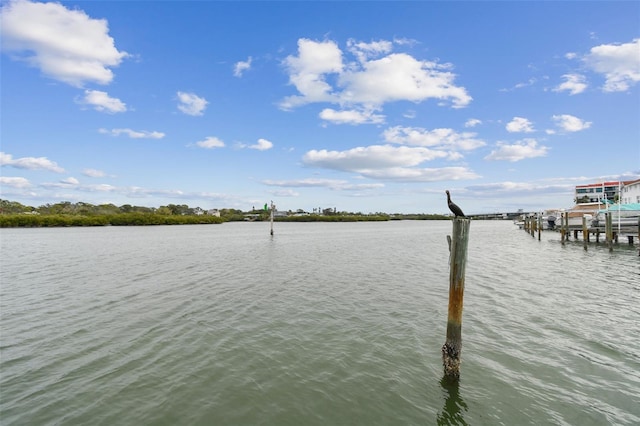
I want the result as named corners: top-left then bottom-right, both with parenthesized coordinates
top-left (1, 222), bottom-right (639, 425)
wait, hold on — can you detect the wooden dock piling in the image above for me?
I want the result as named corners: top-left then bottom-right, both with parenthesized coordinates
top-left (605, 212), bottom-right (613, 252)
top-left (522, 208), bottom-right (638, 254)
top-left (442, 217), bottom-right (470, 380)
top-left (560, 212), bottom-right (570, 243)
top-left (530, 216), bottom-right (535, 237)
top-left (270, 200), bottom-right (274, 236)
top-left (537, 214), bottom-right (542, 241)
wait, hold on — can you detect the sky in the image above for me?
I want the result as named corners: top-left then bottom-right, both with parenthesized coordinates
top-left (1, 0), bottom-right (639, 215)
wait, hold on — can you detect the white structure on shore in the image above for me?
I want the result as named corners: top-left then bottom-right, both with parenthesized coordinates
top-left (574, 180), bottom-right (638, 204)
top-left (620, 179), bottom-right (640, 204)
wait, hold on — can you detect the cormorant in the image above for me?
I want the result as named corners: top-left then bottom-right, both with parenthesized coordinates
top-left (445, 190), bottom-right (465, 217)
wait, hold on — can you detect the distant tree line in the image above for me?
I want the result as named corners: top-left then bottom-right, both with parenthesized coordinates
top-left (0, 199), bottom-right (450, 228)
top-left (0, 200), bottom-right (225, 227)
top-left (390, 213), bottom-right (450, 220)
top-left (276, 213), bottom-right (390, 222)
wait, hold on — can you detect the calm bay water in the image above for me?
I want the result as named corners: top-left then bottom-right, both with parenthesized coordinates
top-left (1, 220), bottom-right (639, 425)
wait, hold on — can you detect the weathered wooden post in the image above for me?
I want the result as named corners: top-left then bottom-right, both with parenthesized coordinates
top-left (606, 212), bottom-right (613, 252)
top-left (442, 217), bottom-right (471, 380)
top-left (538, 214), bottom-right (542, 241)
top-left (530, 216), bottom-right (535, 237)
top-left (582, 216), bottom-right (588, 250)
top-left (560, 213), bottom-right (566, 244)
top-left (270, 200), bottom-right (274, 236)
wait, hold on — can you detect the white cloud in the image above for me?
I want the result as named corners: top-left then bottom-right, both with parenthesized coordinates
top-left (403, 110), bottom-right (416, 119)
top-left (60, 177), bottom-right (79, 185)
top-left (82, 168), bottom-right (106, 178)
top-left (194, 137), bottom-right (225, 149)
top-left (84, 183), bottom-right (117, 192)
top-left (262, 178), bottom-right (385, 191)
top-left (0, 152), bottom-right (65, 173)
top-left (238, 138), bottom-right (273, 151)
top-left (506, 117), bottom-right (535, 133)
top-left (303, 145), bottom-right (450, 171)
top-left (280, 38), bottom-right (471, 112)
top-left (356, 166), bottom-right (479, 182)
top-left (551, 114), bottom-right (592, 132)
top-left (0, 176), bottom-right (31, 189)
top-left (319, 108), bottom-right (385, 125)
top-left (249, 138), bottom-right (273, 151)
top-left (499, 78), bottom-right (538, 92)
top-left (280, 39), bottom-right (344, 109)
top-left (383, 126), bottom-right (486, 151)
top-left (300, 125), bottom-right (486, 183)
top-left (346, 38), bottom-right (393, 62)
top-left (484, 139), bottom-right (549, 162)
top-left (0, 0), bottom-right (128, 87)
top-left (263, 178), bottom-right (348, 188)
top-left (584, 38), bottom-right (640, 92)
top-left (79, 90), bottom-right (126, 113)
top-left (339, 53), bottom-right (471, 108)
top-left (338, 183), bottom-right (386, 191)
top-left (553, 74), bottom-right (587, 95)
top-left (510, 78), bottom-right (537, 90)
top-left (234, 56), bottom-right (252, 77)
top-left (464, 118), bottom-right (482, 128)
top-left (177, 91), bottom-right (208, 116)
top-left (270, 189), bottom-right (300, 197)
top-left (467, 180), bottom-right (572, 197)
top-left (99, 128), bottom-right (165, 139)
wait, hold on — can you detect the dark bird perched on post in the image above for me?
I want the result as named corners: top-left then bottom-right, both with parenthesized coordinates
top-left (446, 190), bottom-right (465, 217)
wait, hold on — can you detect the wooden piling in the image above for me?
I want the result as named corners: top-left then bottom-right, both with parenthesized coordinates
top-left (582, 216), bottom-right (588, 250)
top-left (538, 214), bottom-right (542, 241)
top-left (560, 213), bottom-right (565, 244)
top-left (442, 217), bottom-right (470, 380)
top-left (270, 200), bottom-right (274, 236)
top-left (605, 212), bottom-right (613, 252)
top-left (530, 216), bottom-right (535, 237)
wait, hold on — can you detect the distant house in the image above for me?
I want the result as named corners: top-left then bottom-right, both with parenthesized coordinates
top-left (207, 209), bottom-right (221, 217)
top-left (621, 179), bottom-right (640, 204)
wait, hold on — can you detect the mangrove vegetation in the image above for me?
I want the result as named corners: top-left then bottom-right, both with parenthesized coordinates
top-left (0, 199), bottom-right (450, 228)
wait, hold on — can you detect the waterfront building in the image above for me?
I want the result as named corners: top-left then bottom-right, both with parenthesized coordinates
top-left (621, 179), bottom-right (640, 204)
top-left (574, 180), bottom-right (636, 204)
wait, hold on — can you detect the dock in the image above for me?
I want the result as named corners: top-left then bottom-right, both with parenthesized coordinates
top-left (521, 212), bottom-right (640, 254)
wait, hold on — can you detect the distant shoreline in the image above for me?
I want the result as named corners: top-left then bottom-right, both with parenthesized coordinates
top-left (0, 213), bottom-right (225, 228)
top-left (0, 213), bottom-right (453, 228)
top-left (0, 200), bottom-right (450, 227)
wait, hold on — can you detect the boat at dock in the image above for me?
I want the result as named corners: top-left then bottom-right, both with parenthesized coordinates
top-left (563, 202), bottom-right (605, 227)
top-left (591, 203), bottom-right (640, 227)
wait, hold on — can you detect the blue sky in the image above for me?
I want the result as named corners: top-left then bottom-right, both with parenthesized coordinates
top-left (1, 0), bottom-right (639, 215)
